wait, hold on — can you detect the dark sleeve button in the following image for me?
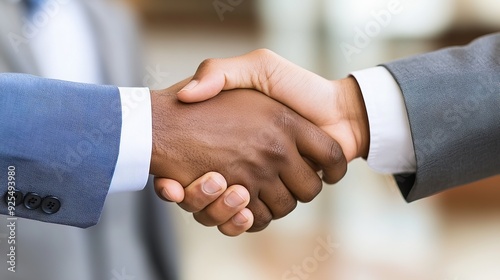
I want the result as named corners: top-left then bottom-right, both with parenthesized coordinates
top-left (4, 190), bottom-right (24, 206)
top-left (23, 193), bottom-right (42, 210)
top-left (41, 196), bottom-right (61, 214)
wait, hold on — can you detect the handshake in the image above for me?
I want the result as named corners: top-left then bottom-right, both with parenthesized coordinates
top-left (149, 49), bottom-right (370, 236)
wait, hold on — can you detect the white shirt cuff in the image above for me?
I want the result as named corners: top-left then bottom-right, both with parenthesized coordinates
top-left (350, 66), bottom-right (416, 174)
top-left (108, 87), bottom-right (152, 193)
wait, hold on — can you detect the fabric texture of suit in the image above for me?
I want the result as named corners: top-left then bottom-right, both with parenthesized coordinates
top-left (0, 1), bottom-right (178, 279)
top-left (0, 74), bottom-right (121, 227)
top-left (383, 33), bottom-right (500, 201)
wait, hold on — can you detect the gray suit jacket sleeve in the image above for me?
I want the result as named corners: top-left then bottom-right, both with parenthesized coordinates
top-left (0, 73), bottom-right (122, 228)
top-left (381, 33), bottom-right (500, 202)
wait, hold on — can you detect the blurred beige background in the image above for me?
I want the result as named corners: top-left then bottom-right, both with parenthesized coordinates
top-left (122, 0), bottom-right (500, 279)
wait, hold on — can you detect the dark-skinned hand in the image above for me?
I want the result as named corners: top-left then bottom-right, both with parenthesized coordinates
top-left (149, 80), bottom-right (347, 232)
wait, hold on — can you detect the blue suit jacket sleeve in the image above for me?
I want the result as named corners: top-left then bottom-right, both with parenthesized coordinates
top-left (382, 33), bottom-right (500, 201)
top-left (0, 73), bottom-right (122, 228)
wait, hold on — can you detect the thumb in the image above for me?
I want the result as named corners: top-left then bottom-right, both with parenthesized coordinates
top-left (176, 60), bottom-right (229, 103)
top-left (154, 177), bottom-right (185, 203)
top-left (176, 50), bottom-right (267, 103)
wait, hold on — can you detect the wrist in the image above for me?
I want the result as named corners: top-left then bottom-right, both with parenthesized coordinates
top-left (334, 77), bottom-right (370, 161)
top-left (150, 89), bottom-right (168, 176)
top-left (149, 79), bottom-right (200, 177)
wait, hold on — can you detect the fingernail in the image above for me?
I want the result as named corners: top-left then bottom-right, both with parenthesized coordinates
top-left (232, 212), bottom-right (249, 225)
top-left (202, 177), bottom-right (222, 194)
top-left (225, 191), bottom-right (245, 207)
top-left (178, 80), bottom-right (198, 92)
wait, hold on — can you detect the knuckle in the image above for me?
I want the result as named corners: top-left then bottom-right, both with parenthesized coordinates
top-left (321, 140), bottom-right (347, 184)
top-left (247, 207), bottom-right (273, 232)
top-left (299, 179), bottom-right (323, 203)
top-left (263, 140), bottom-right (288, 162)
top-left (193, 213), bottom-right (217, 227)
top-left (191, 198), bottom-right (207, 212)
top-left (267, 187), bottom-right (298, 219)
top-left (273, 198), bottom-right (297, 219)
top-left (250, 165), bottom-right (273, 182)
top-left (218, 226), bottom-right (241, 237)
top-left (180, 195), bottom-right (205, 213)
top-left (255, 117), bottom-right (292, 161)
top-left (197, 58), bottom-right (218, 72)
top-left (253, 48), bottom-right (277, 59)
top-left (325, 140), bottom-right (345, 166)
top-left (269, 108), bottom-right (297, 142)
top-left (181, 204), bottom-right (201, 214)
top-left (248, 219), bottom-right (271, 232)
top-left (323, 170), bottom-right (346, 185)
top-left (274, 107), bottom-right (296, 129)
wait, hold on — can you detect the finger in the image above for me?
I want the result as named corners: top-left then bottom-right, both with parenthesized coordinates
top-left (178, 172), bottom-right (228, 213)
top-left (258, 179), bottom-right (298, 218)
top-left (193, 185), bottom-right (250, 226)
top-left (154, 177), bottom-right (185, 203)
top-left (293, 117), bottom-right (348, 185)
top-left (217, 208), bottom-right (254, 237)
top-left (247, 197), bottom-right (273, 232)
top-left (279, 153), bottom-right (323, 203)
